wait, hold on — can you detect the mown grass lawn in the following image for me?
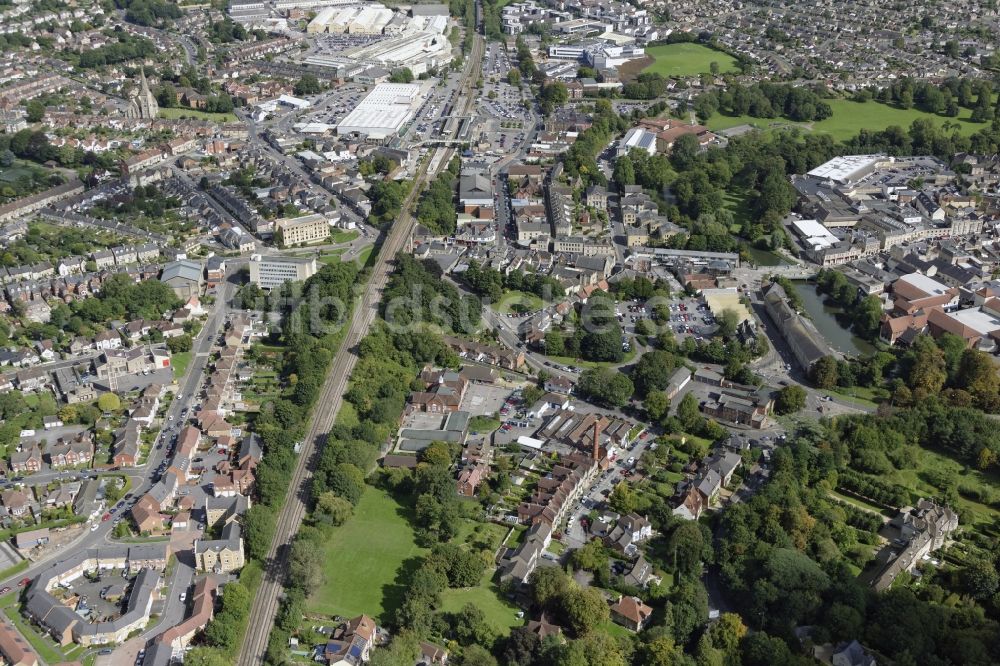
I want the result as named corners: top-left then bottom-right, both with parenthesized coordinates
top-left (439, 568), bottom-right (523, 632)
top-left (308, 488), bottom-right (427, 622)
top-left (490, 290), bottom-right (544, 314)
top-left (707, 98), bottom-right (992, 141)
top-left (318, 249), bottom-right (347, 265)
top-left (158, 107), bottom-right (237, 122)
top-left (642, 43), bottom-right (739, 77)
top-left (330, 229), bottom-right (359, 244)
top-left (356, 246), bottom-right (374, 266)
top-left (171, 351), bottom-right (192, 380)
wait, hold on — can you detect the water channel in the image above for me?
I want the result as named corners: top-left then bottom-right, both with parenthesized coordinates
top-left (791, 280), bottom-right (876, 357)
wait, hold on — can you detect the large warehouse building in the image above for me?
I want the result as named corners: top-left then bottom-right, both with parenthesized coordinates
top-left (336, 82), bottom-right (425, 141)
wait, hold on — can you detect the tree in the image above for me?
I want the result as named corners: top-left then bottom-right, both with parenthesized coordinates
top-left (907, 335), bottom-right (947, 398)
top-left (529, 565), bottom-right (570, 609)
top-left (544, 330), bottom-right (565, 356)
top-left (559, 585), bottom-right (609, 636)
top-left (294, 74), bottom-right (322, 96)
top-left (645, 390), bottom-right (670, 422)
top-left (452, 603), bottom-right (497, 647)
top-left (632, 350), bottom-right (677, 397)
top-left (775, 385), bottom-right (807, 414)
top-left (288, 534), bottom-right (325, 591)
top-left (810, 355), bottom-right (839, 389)
top-left (507, 69), bottom-right (521, 87)
top-left (25, 100), bottom-right (45, 123)
top-left (166, 334), bottom-right (193, 354)
top-left (502, 627), bottom-right (542, 666)
top-left (716, 308), bottom-right (740, 338)
top-left (613, 154), bottom-right (635, 185)
top-left (670, 134), bottom-right (701, 172)
top-left (643, 636), bottom-right (685, 666)
top-left (677, 392), bottom-right (702, 432)
top-left (314, 492), bottom-right (354, 526)
top-left (242, 504), bottom-right (275, 560)
top-left (961, 557), bottom-right (999, 600)
top-left (328, 463), bottom-right (366, 505)
top-left (668, 521), bottom-right (707, 577)
top-left (576, 368), bottom-right (633, 407)
top-left (705, 612), bottom-right (748, 657)
top-left (571, 539), bottom-right (609, 572)
top-left (97, 392), bottom-right (121, 412)
top-left (608, 481), bottom-right (638, 514)
top-left (389, 67), bottom-right (414, 83)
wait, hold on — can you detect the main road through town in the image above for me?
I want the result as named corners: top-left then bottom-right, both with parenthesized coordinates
top-left (236, 32), bottom-right (485, 665)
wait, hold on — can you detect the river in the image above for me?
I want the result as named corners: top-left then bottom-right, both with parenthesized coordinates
top-left (791, 281), bottom-right (876, 357)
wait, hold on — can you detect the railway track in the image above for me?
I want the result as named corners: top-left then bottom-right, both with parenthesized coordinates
top-left (235, 31), bottom-right (485, 666)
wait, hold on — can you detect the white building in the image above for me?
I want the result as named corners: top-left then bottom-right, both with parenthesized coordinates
top-left (336, 82), bottom-right (425, 141)
top-left (249, 255), bottom-right (318, 290)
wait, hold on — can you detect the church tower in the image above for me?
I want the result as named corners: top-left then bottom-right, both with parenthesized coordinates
top-left (125, 68), bottom-right (159, 119)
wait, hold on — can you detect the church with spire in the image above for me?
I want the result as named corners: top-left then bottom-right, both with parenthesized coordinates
top-left (125, 68), bottom-right (159, 119)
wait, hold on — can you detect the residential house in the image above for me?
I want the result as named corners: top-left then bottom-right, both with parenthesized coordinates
top-left (456, 465), bottom-right (488, 497)
top-left (0, 619), bottom-right (37, 666)
top-left (604, 513), bottom-right (653, 558)
top-left (499, 522), bottom-right (552, 588)
top-left (610, 596), bottom-right (653, 632)
top-left (195, 522), bottom-right (246, 574)
top-left (324, 615), bottom-right (377, 666)
top-left (10, 445), bottom-right (42, 474)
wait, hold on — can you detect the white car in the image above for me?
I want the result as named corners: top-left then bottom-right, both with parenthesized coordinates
top-left (91, 523), bottom-right (99, 532)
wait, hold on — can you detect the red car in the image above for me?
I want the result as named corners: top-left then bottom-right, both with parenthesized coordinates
top-left (0, 587), bottom-right (10, 594)
top-left (102, 513), bottom-right (111, 522)
top-left (17, 578), bottom-right (31, 588)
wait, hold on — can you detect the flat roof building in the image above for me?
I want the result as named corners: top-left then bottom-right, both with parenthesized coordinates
top-left (336, 83), bottom-right (424, 142)
top-left (275, 213), bottom-right (330, 246)
top-left (249, 255), bottom-right (319, 290)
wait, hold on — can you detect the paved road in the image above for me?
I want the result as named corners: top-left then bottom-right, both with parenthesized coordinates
top-left (235, 32), bottom-right (487, 666)
top-left (0, 271), bottom-right (239, 660)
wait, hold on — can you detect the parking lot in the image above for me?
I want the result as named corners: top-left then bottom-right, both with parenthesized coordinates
top-left (460, 382), bottom-right (511, 416)
top-left (617, 295), bottom-right (719, 342)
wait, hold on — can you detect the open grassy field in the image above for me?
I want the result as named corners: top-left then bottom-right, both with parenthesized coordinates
top-left (356, 246), bottom-right (374, 266)
top-left (330, 229), bottom-right (359, 244)
top-left (642, 43), bottom-right (739, 77)
top-left (171, 351), bottom-right (192, 380)
top-left (707, 98), bottom-right (992, 141)
top-left (158, 107), bottom-right (237, 122)
top-left (308, 488), bottom-right (427, 622)
top-left (883, 447), bottom-right (1000, 527)
top-left (491, 290), bottom-right (544, 314)
top-left (439, 568), bottom-right (523, 632)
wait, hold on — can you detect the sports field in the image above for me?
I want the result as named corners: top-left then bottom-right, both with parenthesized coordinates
top-left (307, 488), bottom-right (427, 622)
top-left (706, 99), bottom-right (992, 141)
top-left (642, 43), bottom-right (739, 77)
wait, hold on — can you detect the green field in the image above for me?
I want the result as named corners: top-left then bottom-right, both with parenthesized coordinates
top-left (884, 448), bottom-right (1000, 526)
top-left (491, 290), bottom-right (544, 314)
top-left (308, 488), bottom-right (427, 622)
top-left (642, 43), bottom-right (739, 77)
top-left (331, 229), bottom-right (359, 244)
top-left (158, 108), bottom-right (237, 122)
top-left (171, 352), bottom-right (193, 380)
top-left (357, 246), bottom-right (374, 266)
top-left (440, 568), bottom-right (523, 632)
top-left (319, 249), bottom-right (347, 265)
top-left (707, 98), bottom-right (993, 141)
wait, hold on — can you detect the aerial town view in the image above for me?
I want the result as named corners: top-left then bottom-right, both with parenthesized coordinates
top-left (0, 0), bottom-right (999, 665)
